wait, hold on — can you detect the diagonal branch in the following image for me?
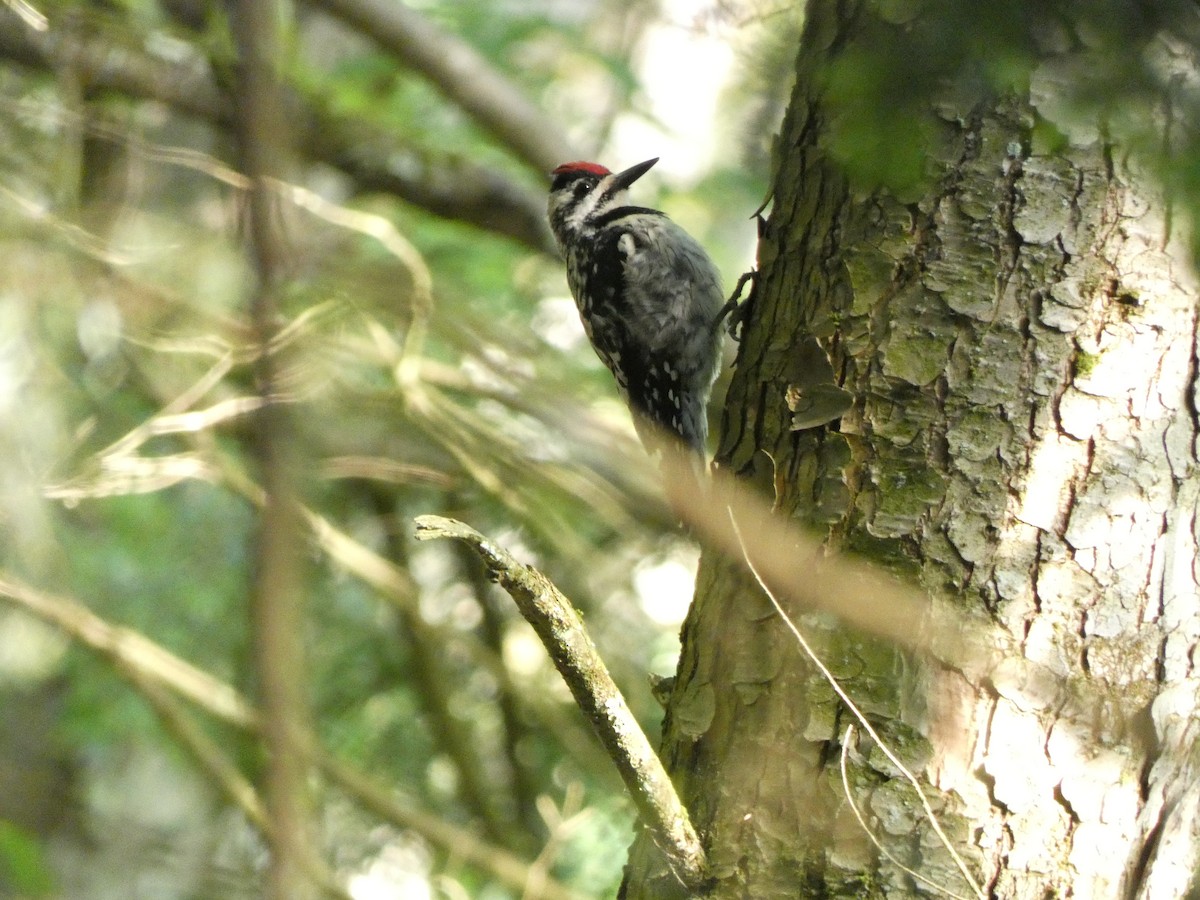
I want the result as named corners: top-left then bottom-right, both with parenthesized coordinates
top-left (0, 573), bottom-right (257, 728)
top-left (311, 0), bottom-right (574, 172)
top-left (413, 514), bottom-right (707, 889)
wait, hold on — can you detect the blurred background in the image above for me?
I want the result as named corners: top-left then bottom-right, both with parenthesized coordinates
top-left (0, 0), bottom-right (796, 896)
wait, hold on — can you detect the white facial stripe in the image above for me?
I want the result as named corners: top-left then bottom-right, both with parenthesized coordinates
top-left (571, 177), bottom-right (610, 225)
top-left (551, 174), bottom-right (629, 233)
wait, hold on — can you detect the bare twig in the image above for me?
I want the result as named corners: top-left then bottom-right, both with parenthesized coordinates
top-left (279, 181), bottom-right (434, 372)
top-left (728, 509), bottom-right (985, 900)
top-left (401, 381), bottom-right (617, 561)
top-left (839, 726), bottom-right (971, 900)
top-left (321, 455), bottom-right (453, 488)
top-left (0, 574), bottom-right (256, 728)
top-left (3, 0), bottom-right (45, 29)
top-left (412, 514), bottom-right (707, 888)
top-left (312, 0), bottom-right (573, 172)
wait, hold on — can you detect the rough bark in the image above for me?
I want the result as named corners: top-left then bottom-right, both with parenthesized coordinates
top-left (623, 1), bottom-right (1200, 897)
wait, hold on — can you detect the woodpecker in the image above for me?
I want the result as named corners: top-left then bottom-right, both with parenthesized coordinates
top-left (547, 157), bottom-right (724, 457)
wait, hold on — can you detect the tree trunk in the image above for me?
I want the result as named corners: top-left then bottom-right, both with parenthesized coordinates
top-left (623, 1), bottom-right (1200, 897)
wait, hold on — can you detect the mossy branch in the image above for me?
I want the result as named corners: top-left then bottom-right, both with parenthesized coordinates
top-left (413, 515), bottom-right (707, 888)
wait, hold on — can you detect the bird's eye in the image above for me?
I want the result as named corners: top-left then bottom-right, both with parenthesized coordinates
top-left (573, 181), bottom-right (593, 199)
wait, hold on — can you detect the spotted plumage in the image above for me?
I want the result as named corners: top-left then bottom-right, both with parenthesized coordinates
top-left (547, 158), bottom-right (724, 455)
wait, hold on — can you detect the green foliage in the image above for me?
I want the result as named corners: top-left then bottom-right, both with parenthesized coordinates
top-left (817, 0), bottom-right (1198, 212)
top-left (0, 821), bottom-right (56, 897)
top-left (824, 46), bottom-right (938, 198)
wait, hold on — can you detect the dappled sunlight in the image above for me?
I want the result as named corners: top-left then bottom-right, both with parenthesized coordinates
top-left (634, 548), bottom-right (700, 627)
top-left (1013, 432), bottom-right (1080, 534)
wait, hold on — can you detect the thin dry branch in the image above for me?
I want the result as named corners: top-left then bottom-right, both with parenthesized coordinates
top-left (413, 514), bottom-right (707, 889)
top-left (399, 378), bottom-right (634, 560)
top-left (838, 725), bottom-right (972, 900)
top-left (209, 448), bottom-right (613, 780)
top-left (729, 511), bottom-right (985, 900)
top-left (3, 0), bottom-right (46, 30)
top-left (0, 574), bottom-right (257, 727)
